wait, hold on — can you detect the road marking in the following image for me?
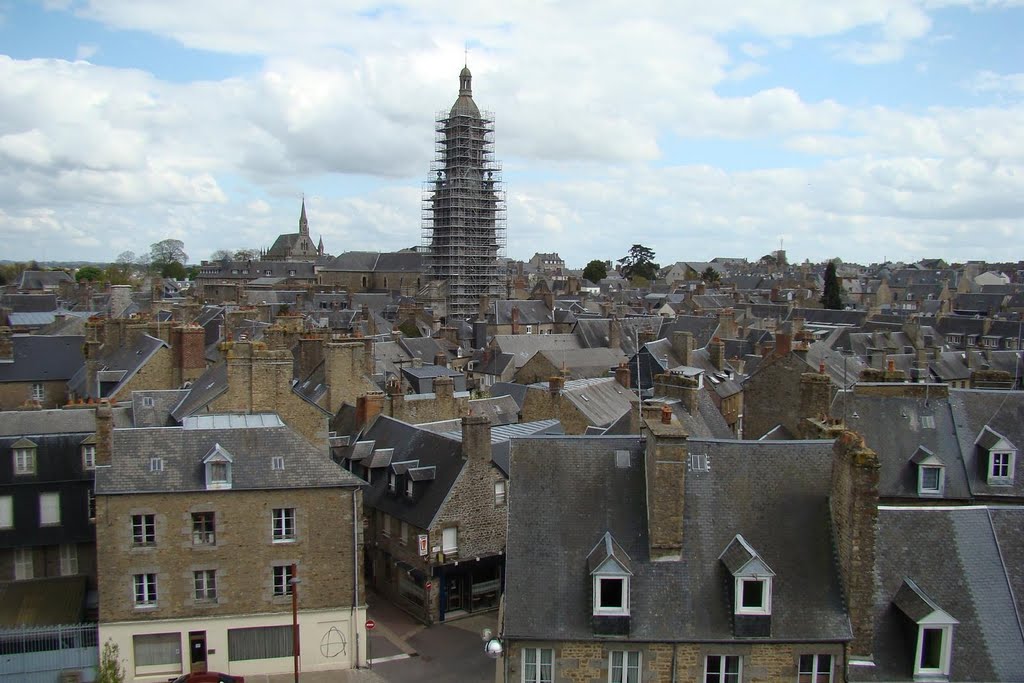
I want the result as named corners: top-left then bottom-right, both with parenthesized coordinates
top-left (370, 653), bottom-right (414, 664)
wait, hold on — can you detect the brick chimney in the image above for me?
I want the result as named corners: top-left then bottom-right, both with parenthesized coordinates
top-left (652, 372), bottom-right (700, 414)
top-left (615, 362), bottom-right (631, 389)
top-left (671, 331), bottom-right (694, 366)
top-left (609, 316), bottom-right (621, 351)
top-left (434, 351), bottom-right (448, 368)
top-left (434, 375), bottom-right (454, 401)
top-left (440, 326), bottom-right (459, 347)
top-left (830, 431), bottom-right (879, 659)
top-left (511, 306), bottom-right (521, 335)
top-left (95, 400), bottom-right (113, 466)
top-left (361, 304), bottom-right (376, 336)
top-left (709, 337), bottom-right (725, 371)
top-left (638, 328), bottom-right (656, 348)
top-left (0, 327), bottom-right (12, 361)
top-left (799, 372), bottom-right (832, 423)
top-left (774, 330), bottom-right (792, 358)
top-left (461, 413), bottom-right (492, 462)
top-left (297, 334), bottom-right (325, 381)
top-left (548, 375), bottom-right (564, 397)
top-left (643, 407), bottom-right (688, 561)
top-left (478, 295), bottom-right (491, 321)
top-left (324, 341), bottom-right (368, 415)
top-left (172, 324), bottom-right (207, 386)
top-left (717, 308), bottom-right (736, 339)
top-left (355, 391), bottom-right (385, 429)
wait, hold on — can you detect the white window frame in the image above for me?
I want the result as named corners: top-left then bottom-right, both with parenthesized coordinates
top-left (387, 471), bottom-right (397, 493)
top-left (988, 450), bottom-right (1015, 484)
top-left (494, 480), bottom-right (507, 506)
top-left (272, 564), bottom-right (294, 596)
top-left (59, 544), bottom-right (78, 576)
top-left (82, 445), bottom-right (96, 470)
top-left (593, 574), bottom-right (630, 616)
top-left (14, 448), bottom-right (35, 475)
top-left (442, 526), bottom-right (458, 554)
top-left (704, 654), bottom-right (742, 683)
top-left (194, 569), bottom-right (217, 602)
top-left (522, 647), bottom-right (554, 683)
top-left (405, 477), bottom-right (414, 498)
top-left (30, 383), bottom-right (44, 402)
top-left (797, 653), bottom-right (833, 683)
top-left (272, 507), bottom-right (296, 543)
top-left (272, 455), bottom-right (285, 471)
top-left (132, 513), bottom-right (156, 546)
top-left (915, 624), bottom-right (954, 677)
top-left (192, 511), bottom-right (215, 545)
top-left (609, 650), bottom-right (641, 683)
top-left (133, 573), bottom-right (158, 607)
top-left (39, 492), bottom-right (60, 526)
top-left (0, 495), bottom-right (12, 529)
top-left (526, 325), bottom-right (533, 335)
top-left (14, 548), bottom-right (33, 580)
top-left (735, 576), bottom-right (772, 615)
top-left (149, 457), bottom-right (164, 472)
top-left (918, 465), bottom-right (944, 495)
top-left (381, 512), bottom-right (391, 538)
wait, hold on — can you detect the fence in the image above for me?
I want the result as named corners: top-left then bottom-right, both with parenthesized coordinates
top-left (0, 623), bottom-right (98, 683)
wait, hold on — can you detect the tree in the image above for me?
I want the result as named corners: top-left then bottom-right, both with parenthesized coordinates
top-left (233, 248), bottom-right (260, 261)
top-left (617, 244), bottom-right (659, 282)
top-left (161, 261), bottom-right (187, 279)
top-left (701, 266), bottom-right (721, 285)
top-left (210, 249), bottom-right (233, 261)
top-left (97, 639), bottom-right (126, 683)
top-left (820, 260), bottom-right (843, 310)
top-left (582, 259), bottom-right (608, 284)
top-left (149, 239), bottom-right (187, 270)
top-left (75, 265), bottom-right (104, 282)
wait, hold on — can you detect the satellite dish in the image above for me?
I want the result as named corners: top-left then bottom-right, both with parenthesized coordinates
top-left (484, 638), bottom-right (503, 659)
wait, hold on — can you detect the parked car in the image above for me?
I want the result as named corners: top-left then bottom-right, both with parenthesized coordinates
top-left (168, 673), bottom-right (244, 683)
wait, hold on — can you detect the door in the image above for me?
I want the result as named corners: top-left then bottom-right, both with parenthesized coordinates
top-left (446, 575), bottom-right (463, 612)
top-left (189, 631), bottom-right (207, 673)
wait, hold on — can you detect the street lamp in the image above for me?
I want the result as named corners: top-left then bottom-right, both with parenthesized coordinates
top-left (481, 627), bottom-right (503, 659)
top-left (290, 564), bottom-right (302, 683)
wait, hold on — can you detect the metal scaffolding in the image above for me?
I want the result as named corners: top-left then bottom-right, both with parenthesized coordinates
top-left (422, 71), bottom-right (507, 321)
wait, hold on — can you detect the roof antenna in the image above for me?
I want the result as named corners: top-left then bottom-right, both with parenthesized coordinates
top-left (464, 44), bottom-right (468, 67)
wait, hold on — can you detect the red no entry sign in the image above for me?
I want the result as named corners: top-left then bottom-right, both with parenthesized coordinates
top-left (365, 619), bottom-right (376, 630)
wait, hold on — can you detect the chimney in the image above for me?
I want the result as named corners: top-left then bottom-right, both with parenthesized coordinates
top-left (830, 431), bottom-right (880, 659)
top-left (709, 337), bottom-right (725, 371)
top-left (774, 330), bottom-right (792, 357)
top-left (511, 306), bottom-right (521, 335)
top-left (440, 326), bottom-right (459, 347)
top-left (172, 324), bottom-right (207, 385)
top-left (434, 375), bottom-right (455, 401)
top-left (638, 328), bottom-right (655, 348)
top-left (109, 284), bottom-right (133, 318)
top-left (434, 351), bottom-right (448, 368)
top-left (461, 413), bottom-right (492, 462)
top-left (323, 342), bottom-right (368, 415)
top-left (615, 362), bottom-right (631, 389)
top-left (541, 289), bottom-right (554, 311)
top-left (799, 372), bottom-right (832, 424)
top-left (609, 316), bottom-right (621, 351)
top-left (696, 282), bottom-right (706, 296)
top-left (652, 372), bottom-right (700, 414)
top-left (642, 407), bottom-right (688, 561)
top-left (473, 320), bottom-right (488, 350)
top-left (478, 295), bottom-right (491, 321)
top-left (355, 391), bottom-right (385, 429)
top-left (671, 331), bottom-right (694, 366)
top-left (791, 316), bottom-right (804, 336)
top-left (549, 375), bottom-right (564, 397)
top-left (95, 400), bottom-right (113, 466)
top-left (717, 308), bottom-right (736, 339)
top-left (297, 335), bottom-right (325, 381)
top-left (0, 327), bottom-right (12, 361)
top-left (361, 304), bottom-right (376, 336)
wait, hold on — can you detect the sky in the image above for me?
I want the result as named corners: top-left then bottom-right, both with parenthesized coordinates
top-left (1, 1), bottom-right (1022, 269)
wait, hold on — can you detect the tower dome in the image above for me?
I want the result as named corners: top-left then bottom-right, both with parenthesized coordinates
top-left (450, 66), bottom-right (480, 118)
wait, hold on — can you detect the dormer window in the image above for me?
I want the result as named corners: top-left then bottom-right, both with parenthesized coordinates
top-left (12, 439), bottom-right (37, 475)
top-left (587, 532), bottom-right (633, 634)
top-left (405, 477), bottom-right (414, 498)
top-left (720, 534), bottom-right (775, 636)
top-left (202, 443), bottom-right (234, 490)
top-left (388, 471), bottom-right (397, 493)
top-left (976, 425), bottom-right (1017, 486)
top-left (272, 456), bottom-right (285, 471)
top-left (893, 578), bottom-right (957, 678)
top-left (911, 446), bottom-right (946, 496)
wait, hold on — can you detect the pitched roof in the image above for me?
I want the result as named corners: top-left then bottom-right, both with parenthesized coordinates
top-left (0, 335), bottom-right (84, 383)
top-left (493, 334), bottom-right (582, 369)
top-left (67, 334), bottom-right (168, 400)
top-left (949, 389), bottom-right (1024, 498)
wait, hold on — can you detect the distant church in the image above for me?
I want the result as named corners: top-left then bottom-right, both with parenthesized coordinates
top-left (262, 199), bottom-right (324, 262)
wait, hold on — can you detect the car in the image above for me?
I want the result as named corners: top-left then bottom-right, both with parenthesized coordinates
top-left (168, 673), bottom-right (244, 683)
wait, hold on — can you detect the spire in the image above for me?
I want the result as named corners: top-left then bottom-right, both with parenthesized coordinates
top-left (299, 197), bottom-right (309, 236)
top-left (459, 65), bottom-right (472, 98)
top-left (317, 235), bottom-right (324, 256)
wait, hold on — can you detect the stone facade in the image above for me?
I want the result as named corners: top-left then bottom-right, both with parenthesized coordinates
top-left (0, 379), bottom-right (67, 411)
top-left (519, 384), bottom-right (597, 435)
top-left (383, 376), bottom-right (469, 424)
top-left (643, 407), bottom-right (687, 560)
top-left (742, 353), bottom-right (830, 440)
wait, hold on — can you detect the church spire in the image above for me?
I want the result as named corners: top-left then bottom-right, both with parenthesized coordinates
top-left (299, 197), bottom-right (309, 237)
top-left (317, 235), bottom-right (324, 256)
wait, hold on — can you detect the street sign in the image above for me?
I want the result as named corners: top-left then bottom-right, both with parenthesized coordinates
top-left (365, 619), bottom-right (375, 630)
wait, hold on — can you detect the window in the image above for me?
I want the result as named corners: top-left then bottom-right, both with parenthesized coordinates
top-left (495, 480), bottom-right (507, 506)
top-left (381, 513), bottom-right (391, 538)
top-left (798, 654), bottom-right (833, 683)
top-left (132, 513), bottom-right (156, 545)
top-left (134, 573), bottom-right (158, 607)
top-left (39, 492), bottom-right (60, 526)
top-left (272, 508), bottom-right (295, 542)
top-left (142, 396), bottom-right (155, 407)
top-left (14, 448), bottom-right (35, 475)
top-left (916, 626), bottom-right (953, 677)
top-left (400, 521), bottom-right (408, 545)
top-left (522, 647), bottom-right (553, 683)
top-left (87, 488), bottom-right (96, 521)
top-left (595, 576), bottom-right (628, 615)
top-left (526, 325), bottom-right (533, 334)
top-left (272, 564), bottom-right (294, 596)
top-left (0, 495), bottom-right (12, 529)
top-left (739, 578), bottom-right (769, 614)
top-left (192, 511), bottom-right (215, 545)
top-left (989, 451), bottom-right (1015, 484)
top-left (14, 548), bottom-right (33, 580)
top-left (82, 445), bottom-right (96, 470)
top-left (194, 569), bottom-right (217, 601)
top-left (919, 466), bottom-right (944, 495)
top-left (149, 457), bottom-right (164, 472)
top-left (705, 655), bottom-right (741, 683)
top-left (59, 544), bottom-right (78, 576)
top-left (405, 477), bottom-right (414, 498)
top-left (442, 526), bottom-right (458, 554)
top-left (31, 383), bottom-right (44, 402)
top-left (272, 456), bottom-right (285, 471)
top-left (132, 633), bottom-right (181, 676)
top-left (388, 471), bottom-right (397, 493)
top-left (609, 651), bottom-right (641, 683)
top-left (228, 625), bottom-right (294, 661)
top-left (210, 462), bottom-right (228, 484)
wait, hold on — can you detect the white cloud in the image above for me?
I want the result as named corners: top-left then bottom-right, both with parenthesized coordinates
top-left (75, 43), bottom-right (99, 60)
top-left (967, 70), bottom-right (1024, 95)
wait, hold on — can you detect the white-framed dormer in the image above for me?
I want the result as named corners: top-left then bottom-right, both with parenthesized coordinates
top-left (910, 446), bottom-right (945, 497)
top-left (892, 578), bottom-right (958, 678)
top-left (975, 425), bottom-right (1017, 486)
top-left (201, 443), bottom-right (234, 490)
top-left (720, 534), bottom-right (775, 617)
top-left (587, 532), bottom-right (633, 618)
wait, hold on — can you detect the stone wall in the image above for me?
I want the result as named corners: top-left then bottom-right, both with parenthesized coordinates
top-left (520, 386), bottom-right (592, 434)
top-left (742, 354), bottom-right (809, 440)
top-left (112, 347), bottom-right (174, 400)
top-left (0, 379), bottom-right (68, 411)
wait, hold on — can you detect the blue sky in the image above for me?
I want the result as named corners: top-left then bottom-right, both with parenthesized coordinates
top-left (1, 1), bottom-right (1022, 267)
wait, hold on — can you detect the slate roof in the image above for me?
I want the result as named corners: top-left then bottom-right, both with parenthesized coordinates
top-left (488, 382), bottom-right (528, 410)
top-left (949, 389), bottom-right (1024, 498)
top-left (97, 417), bottom-right (361, 494)
top-left (400, 337), bottom-right (449, 365)
top-left (131, 389), bottom-right (190, 427)
top-left (2, 293), bottom-right (59, 312)
top-left (504, 436), bottom-right (850, 643)
top-left (531, 377), bottom-right (634, 429)
top-left (533, 348), bottom-right (626, 379)
top-left (17, 271), bottom-right (74, 290)
top-left (169, 363), bottom-right (228, 421)
top-left (67, 334), bottom-right (168, 400)
top-left (0, 335), bottom-right (84, 383)
top-left (493, 334), bottom-right (582, 369)
top-left (574, 317), bottom-right (664, 357)
top-left (493, 300), bottom-right (553, 326)
top-left (852, 507), bottom-right (1024, 682)
top-left (400, 365), bottom-right (467, 394)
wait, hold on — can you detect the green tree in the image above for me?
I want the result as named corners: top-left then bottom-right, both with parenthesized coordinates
top-left (210, 249), bottom-right (233, 261)
top-left (75, 265), bottom-right (104, 282)
top-left (820, 260), bottom-right (843, 310)
top-left (582, 259), bottom-right (608, 283)
top-left (97, 639), bottom-right (126, 683)
top-left (701, 266), bottom-right (721, 284)
top-left (617, 244), bottom-right (658, 282)
top-left (161, 261), bottom-right (187, 279)
top-left (150, 239), bottom-right (187, 274)
top-left (234, 248), bottom-right (260, 261)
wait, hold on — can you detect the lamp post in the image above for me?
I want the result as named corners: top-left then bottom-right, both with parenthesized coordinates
top-left (290, 564), bottom-right (302, 683)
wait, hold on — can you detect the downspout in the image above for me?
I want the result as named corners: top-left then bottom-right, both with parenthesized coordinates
top-left (352, 488), bottom-right (361, 668)
top-left (671, 643), bottom-right (678, 683)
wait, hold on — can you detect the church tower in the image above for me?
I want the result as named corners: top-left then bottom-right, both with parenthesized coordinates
top-left (422, 65), bottom-right (506, 320)
top-left (299, 198), bottom-right (309, 237)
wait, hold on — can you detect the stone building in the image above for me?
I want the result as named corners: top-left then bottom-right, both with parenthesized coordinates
top-left (95, 405), bottom-right (366, 680)
top-left (0, 329), bottom-right (84, 410)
